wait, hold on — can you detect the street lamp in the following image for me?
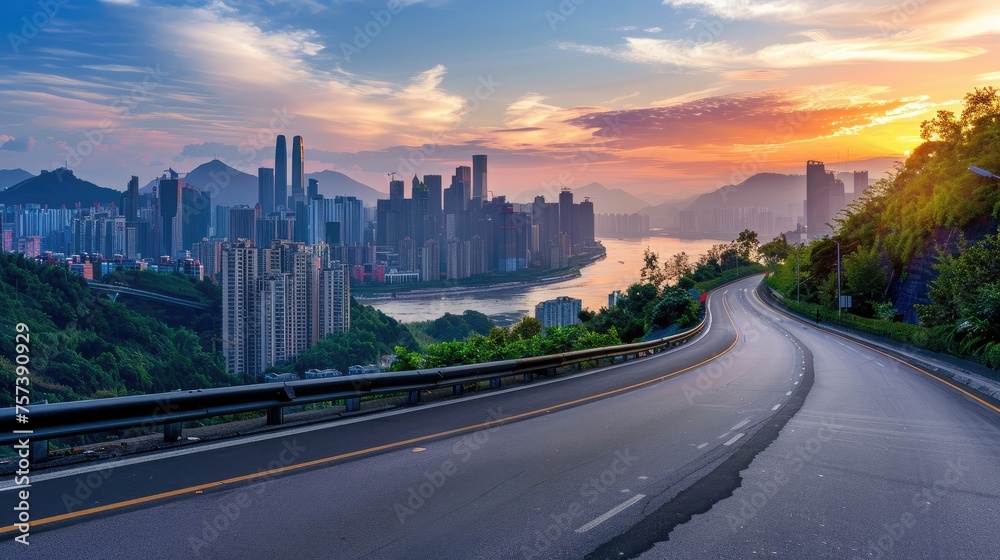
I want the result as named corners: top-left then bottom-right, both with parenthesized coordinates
top-left (794, 242), bottom-right (802, 302)
top-left (969, 166), bottom-right (1000, 180)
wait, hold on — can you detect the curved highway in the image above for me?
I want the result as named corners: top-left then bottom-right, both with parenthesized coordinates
top-left (2, 275), bottom-right (999, 559)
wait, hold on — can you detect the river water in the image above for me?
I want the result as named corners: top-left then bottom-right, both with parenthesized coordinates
top-left (369, 237), bottom-right (721, 325)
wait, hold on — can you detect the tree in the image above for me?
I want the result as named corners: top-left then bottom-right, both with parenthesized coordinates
top-left (511, 316), bottom-right (543, 340)
top-left (735, 229), bottom-right (760, 263)
top-left (842, 244), bottom-right (887, 315)
top-left (650, 286), bottom-right (701, 329)
top-left (664, 252), bottom-right (692, 286)
top-left (759, 233), bottom-right (792, 269)
top-left (640, 248), bottom-right (666, 289)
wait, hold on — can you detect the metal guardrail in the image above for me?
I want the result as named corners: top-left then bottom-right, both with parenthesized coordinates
top-left (0, 314), bottom-right (707, 452)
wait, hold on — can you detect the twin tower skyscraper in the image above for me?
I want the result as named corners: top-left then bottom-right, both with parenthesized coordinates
top-left (267, 134), bottom-right (305, 212)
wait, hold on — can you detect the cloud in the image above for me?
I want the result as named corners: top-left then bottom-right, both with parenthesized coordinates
top-left (562, 30), bottom-right (986, 70)
top-left (722, 69), bottom-right (790, 80)
top-left (0, 137), bottom-right (37, 152)
top-left (644, 27), bottom-right (664, 33)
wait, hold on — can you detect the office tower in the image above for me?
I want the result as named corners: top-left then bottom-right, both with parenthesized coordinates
top-left (806, 161), bottom-right (844, 238)
top-left (534, 296), bottom-right (582, 330)
top-left (223, 240), bottom-right (261, 377)
top-left (158, 177), bottom-right (183, 258)
top-left (256, 214), bottom-right (295, 249)
top-left (308, 178), bottom-right (319, 200)
top-left (182, 186), bottom-right (211, 253)
top-left (389, 179), bottom-right (405, 201)
top-left (214, 205), bottom-right (231, 239)
top-left (320, 264), bottom-right (351, 337)
top-left (291, 135), bottom-right (305, 204)
top-left (424, 175), bottom-right (443, 224)
top-left (853, 171), bottom-right (869, 201)
top-left (193, 237), bottom-right (226, 281)
top-left (578, 197), bottom-right (595, 247)
top-left (333, 196), bottom-right (364, 246)
top-left (125, 175), bottom-right (139, 220)
top-left (558, 188), bottom-right (574, 254)
top-left (472, 155), bottom-right (487, 203)
top-left (399, 237), bottom-right (417, 272)
top-left (228, 206), bottom-right (256, 244)
top-left (455, 165), bottom-right (471, 205)
top-left (258, 168), bottom-right (275, 214)
top-left (275, 135), bottom-right (288, 210)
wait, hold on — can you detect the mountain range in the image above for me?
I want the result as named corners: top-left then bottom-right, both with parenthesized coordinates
top-left (0, 168), bottom-right (34, 190)
top-left (0, 168), bottom-right (124, 207)
top-left (519, 182), bottom-right (656, 215)
top-left (139, 160), bottom-right (386, 206)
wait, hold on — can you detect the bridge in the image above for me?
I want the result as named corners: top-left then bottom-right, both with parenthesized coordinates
top-left (1, 275), bottom-right (998, 559)
top-left (86, 280), bottom-right (211, 310)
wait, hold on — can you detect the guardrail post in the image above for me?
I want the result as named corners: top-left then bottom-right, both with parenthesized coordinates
top-left (408, 390), bottom-right (421, 403)
top-left (453, 384), bottom-right (464, 396)
top-left (344, 397), bottom-right (361, 412)
top-left (523, 373), bottom-right (532, 382)
top-left (546, 367), bottom-right (556, 377)
top-left (490, 377), bottom-right (501, 389)
top-left (266, 406), bottom-right (284, 425)
top-left (31, 439), bottom-right (48, 463)
top-left (163, 421), bottom-right (182, 442)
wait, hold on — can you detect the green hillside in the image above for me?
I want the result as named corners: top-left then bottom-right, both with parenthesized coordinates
top-left (0, 253), bottom-right (233, 407)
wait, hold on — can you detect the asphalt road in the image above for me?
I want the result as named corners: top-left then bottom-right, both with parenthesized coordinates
top-left (1, 276), bottom-right (998, 559)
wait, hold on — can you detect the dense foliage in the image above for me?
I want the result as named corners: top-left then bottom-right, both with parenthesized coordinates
top-left (405, 310), bottom-right (495, 345)
top-left (0, 253), bottom-right (233, 407)
top-left (101, 269), bottom-right (222, 351)
top-left (766, 87), bottom-right (1000, 369)
top-left (391, 318), bottom-right (622, 371)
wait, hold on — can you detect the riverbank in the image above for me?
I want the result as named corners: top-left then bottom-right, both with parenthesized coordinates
top-left (354, 249), bottom-right (606, 301)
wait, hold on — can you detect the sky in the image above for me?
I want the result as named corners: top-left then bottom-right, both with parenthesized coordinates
top-left (1, 0), bottom-right (998, 202)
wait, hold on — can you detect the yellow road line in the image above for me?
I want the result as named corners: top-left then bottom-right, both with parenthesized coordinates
top-left (3, 291), bottom-right (741, 534)
top-left (755, 288), bottom-right (1000, 415)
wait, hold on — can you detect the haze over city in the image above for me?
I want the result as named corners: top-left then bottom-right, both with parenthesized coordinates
top-left (2, 0), bottom-right (999, 197)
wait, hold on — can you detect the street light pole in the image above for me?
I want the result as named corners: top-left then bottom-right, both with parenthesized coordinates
top-left (834, 240), bottom-right (842, 321)
top-left (795, 243), bottom-right (801, 302)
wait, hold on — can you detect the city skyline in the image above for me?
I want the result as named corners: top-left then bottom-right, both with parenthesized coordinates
top-left (1, 0), bottom-right (998, 198)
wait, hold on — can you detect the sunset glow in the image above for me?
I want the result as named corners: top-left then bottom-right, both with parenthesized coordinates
top-left (1, 0), bottom-right (997, 198)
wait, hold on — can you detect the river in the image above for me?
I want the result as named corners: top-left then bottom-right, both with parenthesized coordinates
top-left (369, 237), bottom-right (722, 325)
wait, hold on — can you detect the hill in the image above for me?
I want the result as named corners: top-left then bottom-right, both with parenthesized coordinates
top-left (0, 253), bottom-right (233, 407)
top-left (175, 160), bottom-right (257, 207)
top-left (0, 168), bottom-right (122, 207)
top-left (520, 182), bottom-right (651, 214)
top-left (683, 173), bottom-right (805, 214)
top-left (0, 168), bottom-right (34, 190)
top-left (305, 170), bottom-right (384, 205)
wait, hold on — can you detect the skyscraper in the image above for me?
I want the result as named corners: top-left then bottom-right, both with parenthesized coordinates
top-left (274, 135), bottom-right (288, 210)
top-left (308, 177), bottom-right (319, 200)
top-left (472, 155), bottom-right (487, 203)
top-left (258, 167), bottom-right (275, 214)
top-left (228, 206), bottom-right (256, 244)
top-left (291, 135), bottom-right (305, 204)
top-left (455, 165), bottom-right (472, 205)
top-left (158, 177), bottom-right (183, 258)
top-left (806, 160), bottom-right (844, 239)
top-left (125, 175), bottom-right (139, 220)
